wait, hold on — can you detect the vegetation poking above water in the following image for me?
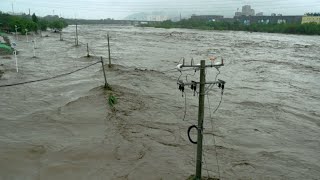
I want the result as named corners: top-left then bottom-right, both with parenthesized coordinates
top-left (141, 19), bottom-right (320, 35)
top-left (108, 94), bottom-right (117, 108)
top-left (0, 12), bottom-right (68, 34)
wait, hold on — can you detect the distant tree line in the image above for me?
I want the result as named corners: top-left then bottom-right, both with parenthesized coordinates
top-left (0, 11), bottom-right (68, 34)
top-left (305, 13), bottom-right (320, 16)
top-left (142, 19), bottom-right (320, 35)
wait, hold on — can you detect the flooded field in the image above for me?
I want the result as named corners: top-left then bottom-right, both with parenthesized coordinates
top-left (0, 25), bottom-right (319, 179)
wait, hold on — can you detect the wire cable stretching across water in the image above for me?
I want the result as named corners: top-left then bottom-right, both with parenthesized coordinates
top-left (0, 61), bottom-right (101, 88)
top-left (206, 93), bottom-right (223, 180)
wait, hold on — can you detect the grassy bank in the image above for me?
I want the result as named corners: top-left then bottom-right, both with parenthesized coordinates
top-left (0, 43), bottom-right (12, 55)
top-left (0, 32), bottom-right (13, 55)
top-left (141, 19), bottom-right (320, 35)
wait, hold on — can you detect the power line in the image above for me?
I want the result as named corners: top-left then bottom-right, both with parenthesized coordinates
top-left (0, 61), bottom-right (100, 88)
top-left (206, 93), bottom-right (223, 180)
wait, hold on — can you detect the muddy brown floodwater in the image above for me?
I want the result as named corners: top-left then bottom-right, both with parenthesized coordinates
top-left (0, 25), bottom-right (319, 180)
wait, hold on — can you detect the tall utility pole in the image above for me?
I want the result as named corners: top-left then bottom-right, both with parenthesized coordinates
top-left (196, 60), bottom-right (206, 179)
top-left (12, 2), bottom-right (14, 14)
top-left (178, 59), bottom-right (225, 179)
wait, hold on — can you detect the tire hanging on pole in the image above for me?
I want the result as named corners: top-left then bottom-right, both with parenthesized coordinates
top-left (188, 125), bottom-right (198, 144)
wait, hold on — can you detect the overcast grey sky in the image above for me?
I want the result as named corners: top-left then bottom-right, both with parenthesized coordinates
top-left (0, 0), bottom-right (319, 19)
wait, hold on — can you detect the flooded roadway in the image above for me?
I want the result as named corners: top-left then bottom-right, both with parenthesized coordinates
top-left (0, 25), bottom-right (319, 179)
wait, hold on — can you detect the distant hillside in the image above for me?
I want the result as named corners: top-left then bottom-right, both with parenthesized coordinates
top-left (125, 12), bottom-right (150, 21)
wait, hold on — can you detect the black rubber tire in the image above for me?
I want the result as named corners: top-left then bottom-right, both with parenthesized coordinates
top-left (187, 125), bottom-right (198, 144)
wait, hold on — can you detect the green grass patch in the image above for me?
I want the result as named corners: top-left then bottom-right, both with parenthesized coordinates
top-left (0, 32), bottom-right (6, 36)
top-left (108, 94), bottom-right (117, 107)
top-left (0, 43), bottom-right (13, 54)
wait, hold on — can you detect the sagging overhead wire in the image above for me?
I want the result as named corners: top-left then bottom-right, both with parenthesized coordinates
top-left (0, 61), bottom-right (101, 88)
top-left (204, 77), bottom-right (225, 179)
top-left (206, 93), bottom-right (223, 180)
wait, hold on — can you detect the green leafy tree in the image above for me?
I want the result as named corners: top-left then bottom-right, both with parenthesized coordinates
top-left (145, 18), bottom-right (320, 35)
top-left (38, 19), bottom-right (48, 31)
top-left (48, 20), bottom-right (66, 30)
top-left (32, 13), bottom-right (38, 23)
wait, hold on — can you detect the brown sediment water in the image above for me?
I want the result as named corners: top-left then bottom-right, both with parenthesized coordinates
top-left (0, 25), bottom-right (319, 179)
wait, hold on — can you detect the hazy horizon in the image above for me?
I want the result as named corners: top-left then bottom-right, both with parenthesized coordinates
top-left (0, 0), bottom-right (319, 20)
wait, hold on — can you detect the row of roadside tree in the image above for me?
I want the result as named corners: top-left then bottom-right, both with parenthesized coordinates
top-left (142, 19), bottom-right (320, 35)
top-left (0, 12), bottom-right (68, 34)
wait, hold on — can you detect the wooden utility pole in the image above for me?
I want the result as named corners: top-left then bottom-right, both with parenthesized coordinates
top-left (195, 60), bottom-right (206, 180)
top-left (178, 59), bottom-right (224, 180)
top-left (107, 33), bottom-right (111, 67)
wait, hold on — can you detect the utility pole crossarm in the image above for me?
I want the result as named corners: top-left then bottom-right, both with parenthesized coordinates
top-left (179, 58), bottom-right (224, 68)
top-left (178, 79), bottom-right (225, 86)
top-left (181, 64), bottom-right (224, 68)
top-left (177, 81), bottom-right (218, 86)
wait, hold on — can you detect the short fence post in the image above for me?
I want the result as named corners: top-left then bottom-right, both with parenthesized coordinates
top-left (87, 43), bottom-right (90, 57)
top-left (14, 50), bottom-right (18, 72)
top-left (60, 31), bottom-right (63, 41)
top-left (75, 23), bottom-right (78, 46)
top-left (100, 56), bottom-right (108, 88)
top-left (32, 40), bottom-right (36, 57)
top-left (107, 33), bottom-right (111, 67)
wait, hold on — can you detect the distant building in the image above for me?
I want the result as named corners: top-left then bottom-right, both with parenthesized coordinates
top-left (302, 14), bottom-right (320, 24)
top-left (235, 12), bottom-right (242, 17)
top-left (190, 15), bottom-right (224, 21)
top-left (235, 5), bottom-right (256, 16)
top-left (7, 12), bottom-right (24, 16)
top-left (256, 12), bottom-right (263, 16)
top-left (242, 5), bottom-right (255, 16)
top-left (235, 16), bottom-right (302, 25)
